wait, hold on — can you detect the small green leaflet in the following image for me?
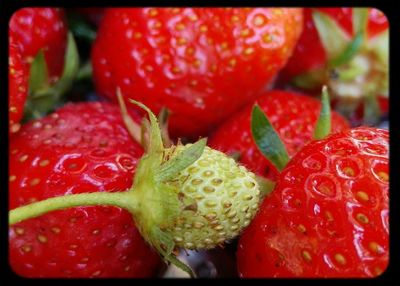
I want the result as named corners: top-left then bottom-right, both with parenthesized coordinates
top-left (255, 175), bottom-right (275, 199)
top-left (129, 99), bottom-right (164, 153)
top-left (251, 105), bottom-right (289, 171)
top-left (313, 86), bottom-right (332, 140)
top-left (312, 10), bottom-right (350, 60)
top-left (25, 32), bottom-right (80, 120)
top-left (29, 50), bottom-right (49, 94)
top-left (329, 31), bottom-right (364, 67)
top-left (353, 8), bottom-right (369, 40)
top-left (157, 138), bottom-right (207, 182)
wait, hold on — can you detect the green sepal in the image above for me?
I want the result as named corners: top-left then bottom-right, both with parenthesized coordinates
top-left (251, 105), bottom-right (289, 172)
top-left (255, 176), bottom-right (275, 200)
top-left (76, 60), bottom-right (93, 81)
top-left (127, 99), bottom-right (198, 277)
top-left (228, 151), bottom-right (241, 162)
top-left (291, 68), bottom-right (326, 90)
top-left (313, 86), bottom-right (332, 140)
top-left (150, 229), bottom-right (196, 276)
top-left (165, 253), bottom-right (196, 278)
top-left (51, 32), bottom-right (80, 96)
top-left (158, 107), bottom-right (173, 147)
top-left (156, 138), bottom-right (207, 182)
top-left (329, 8), bottom-right (368, 68)
top-left (329, 31), bottom-right (364, 68)
top-left (24, 32), bottom-right (80, 120)
top-left (353, 8), bottom-right (369, 40)
top-left (116, 88), bottom-right (142, 143)
top-left (129, 100), bottom-right (164, 154)
top-left (28, 50), bottom-right (49, 94)
top-left (312, 10), bottom-right (350, 60)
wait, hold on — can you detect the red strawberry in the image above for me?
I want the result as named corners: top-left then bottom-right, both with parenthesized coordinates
top-left (237, 127), bottom-right (389, 277)
top-left (9, 102), bottom-right (162, 278)
top-left (10, 8), bottom-right (68, 83)
top-left (91, 8), bottom-right (304, 138)
top-left (9, 36), bottom-right (29, 135)
top-left (278, 8), bottom-right (388, 122)
top-left (209, 90), bottom-right (349, 181)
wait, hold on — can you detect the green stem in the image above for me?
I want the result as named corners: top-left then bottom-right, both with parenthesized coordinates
top-left (76, 60), bottom-right (93, 81)
top-left (313, 86), bottom-right (331, 140)
top-left (9, 191), bottom-right (136, 225)
top-left (255, 176), bottom-right (276, 199)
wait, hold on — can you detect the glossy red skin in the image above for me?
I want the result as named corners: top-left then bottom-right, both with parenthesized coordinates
top-left (9, 36), bottom-right (28, 135)
top-left (9, 8), bottom-right (67, 82)
top-left (92, 8), bottom-right (303, 138)
top-left (9, 102), bottom-right (162, 278)
top-left (280, 8), bottom-right (389, 82)
top-left (237, 127), bottom-right (389, 277)
top-left (209, 90), bottom-right (349, 181)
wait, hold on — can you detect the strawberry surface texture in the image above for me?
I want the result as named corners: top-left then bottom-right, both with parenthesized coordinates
top-left (91, 8), bottom-right (304, 138)
top-left (9, 102), bottom-right (161, 277)
top-left (237, 127), bottom-right (389, 277)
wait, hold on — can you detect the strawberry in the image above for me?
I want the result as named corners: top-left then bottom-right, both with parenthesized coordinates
top-left (9, 36), bottom-right (29, 135)
top-left (9, 102), bottom-right (162, 277)
top-left (9, 8), bottom-right (79, 131)
top-left (91, 8), bottom-right (304, 138)
top-left (210, 90), bottom-right (349, 181)
top-left (10, 8), bottom-right (68, 83)
top-left (237, 127), bottom-right (389, 277)
top-left (278, 8), bottom-right (388, 123)
top-left (9, 98), bottom-right (265, 277)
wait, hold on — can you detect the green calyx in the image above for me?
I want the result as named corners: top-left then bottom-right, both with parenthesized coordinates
top-left (251, 105), bottom-right (290, 172)
top-left (24, 32), bottom-right (80, 121)
top-left (251, 86), bottom-right (333, 171)
top-left (127, 99), bottom-right (263, 276)
top-left (292, 8), bottom-right (388, 123)
top-left (313, 86), bottom-right (331, 140)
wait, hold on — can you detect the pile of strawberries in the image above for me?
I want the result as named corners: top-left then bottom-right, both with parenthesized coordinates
top-left (8, 8), bottom-right (389, 278)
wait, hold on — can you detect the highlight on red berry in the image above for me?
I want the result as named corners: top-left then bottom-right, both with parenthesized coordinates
top-left (8, 6), bottom-right (390, 279)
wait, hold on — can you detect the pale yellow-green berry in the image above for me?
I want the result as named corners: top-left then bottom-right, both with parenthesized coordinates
top-left (163, 145), bottom-right (261, 250)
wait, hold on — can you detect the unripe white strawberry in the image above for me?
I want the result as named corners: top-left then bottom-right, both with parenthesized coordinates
top-left (162, 145), bottom-right (261, 250)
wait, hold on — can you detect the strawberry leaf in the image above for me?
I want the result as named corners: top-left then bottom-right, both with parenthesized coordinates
top-left (353, 8), bottom-right (369, 38)
top-left (313, 86), bottom-right (331, 140)
top-left (255, 176), bottom-right (275, 200)
top-left (129, 99), bottom-right (164, 154)
top-left (28, 50), bottom-right (49, 94)
top-left (158, 107), bottom-right (173, 147)
top-left (156, 138), bottom-right (207, 182)
top-left (312, 10), bottom-right (350, 60)
top-left (251, 105), bottom-right (289, 171)
top-left (329, 31), bottom-right (364, 67)
top-left (24, 32), bottom-right (80, 120)
top-left (116, 87), bottom-right (142, 143)
top-left (50, 32), bottom-right (80, 96)
top-left (164, 253), bottom-right (196, 278)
